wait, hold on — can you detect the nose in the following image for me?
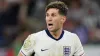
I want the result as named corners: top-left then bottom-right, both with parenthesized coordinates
top-left (48, 16), bottom-right (52, 22)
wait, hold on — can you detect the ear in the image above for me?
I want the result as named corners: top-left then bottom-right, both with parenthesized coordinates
top-left (61, 16), bottom-right (66, 23)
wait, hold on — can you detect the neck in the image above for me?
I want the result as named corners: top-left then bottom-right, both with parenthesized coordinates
top-left (50, 28), bottom-right (63, 39)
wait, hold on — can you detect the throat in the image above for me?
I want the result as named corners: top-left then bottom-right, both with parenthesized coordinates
top-left (50, 30), bottom-right (62, 39)
top-left (52, 33), bottom-right (59, 39)
top-left (46, 29), bottom-right (64, 41)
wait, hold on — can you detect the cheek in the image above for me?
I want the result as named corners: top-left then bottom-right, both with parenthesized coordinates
top-left (55, 20), bottom-right (61, 26)
top-left (45, 18), bottom-right (48, 23)
top-left (57, 19), bottom-right (62, 24)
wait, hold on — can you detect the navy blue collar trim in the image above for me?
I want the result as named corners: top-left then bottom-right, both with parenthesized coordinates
top-left (45, 29), bottom-right (64, 41)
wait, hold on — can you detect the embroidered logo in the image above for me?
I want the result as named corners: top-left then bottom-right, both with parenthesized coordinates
top-left (63, 46), bottom-right (71, 56)
top-left (23, 37), bottom-right (32, 51)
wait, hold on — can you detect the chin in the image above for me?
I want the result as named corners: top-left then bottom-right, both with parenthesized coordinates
top-left (48, 28), bottom-right (57, 32)
top-left (48, 28), bottom-right (54, 32)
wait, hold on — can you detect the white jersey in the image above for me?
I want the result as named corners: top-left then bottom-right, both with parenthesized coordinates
top-left (20, 29), bottom-right (85, 56)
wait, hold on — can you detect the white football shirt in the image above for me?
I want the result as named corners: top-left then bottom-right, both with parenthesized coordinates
top-left (20, 29), bottom-right (85, 56)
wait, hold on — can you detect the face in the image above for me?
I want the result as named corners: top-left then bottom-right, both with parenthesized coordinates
top-left (46, 8), bottom-right (66, 32)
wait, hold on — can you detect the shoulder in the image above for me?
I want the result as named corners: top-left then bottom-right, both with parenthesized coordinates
top-left (64, 30), bottom-right (77, 36)
top-left (64, 30), bottom-right (79, 39)
top-left (31, 30), bottom-right (45, 36)
top-left (27, 30), bottom-right (45, 39)
top-left (64, 30), bottom-right (81, 45)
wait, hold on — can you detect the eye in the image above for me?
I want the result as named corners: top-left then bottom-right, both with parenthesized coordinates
top-left (46, 13), bottom-right (49, 17)
top-left (51, 13), bottom-right (56, 17)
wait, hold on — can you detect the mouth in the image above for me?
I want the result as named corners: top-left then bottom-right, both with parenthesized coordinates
top-left (47, 23), bottom-right (54, 30)
top-left (48, 23), bottom-right (53, 26)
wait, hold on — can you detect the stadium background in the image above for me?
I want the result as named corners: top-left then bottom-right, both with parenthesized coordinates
top-left (0, 0), bottom-right (100, 56)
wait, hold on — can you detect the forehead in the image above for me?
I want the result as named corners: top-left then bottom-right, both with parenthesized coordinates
top-left (46, 8), bottom-right (59, 14)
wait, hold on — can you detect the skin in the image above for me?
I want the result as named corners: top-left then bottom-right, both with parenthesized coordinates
top-left (18, 8), bottom-right (66, 56)
top-left (46, 8), bottom-right (66, 39)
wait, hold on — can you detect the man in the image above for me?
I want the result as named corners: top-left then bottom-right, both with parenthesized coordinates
top-left (18, 1), bottom-right (85, 56)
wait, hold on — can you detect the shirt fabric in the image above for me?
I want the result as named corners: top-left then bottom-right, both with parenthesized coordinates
top-left (20, 29), bottom-right (85, 56)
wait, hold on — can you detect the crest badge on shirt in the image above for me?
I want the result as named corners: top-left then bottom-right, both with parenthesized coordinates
top-left (63, 46), bottom-right (71, 56)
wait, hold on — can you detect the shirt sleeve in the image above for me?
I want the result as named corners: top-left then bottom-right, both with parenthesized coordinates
top-left (73, 34), bottom-right (85, 56)
top-left (20, 34), bottom-right (35, 56)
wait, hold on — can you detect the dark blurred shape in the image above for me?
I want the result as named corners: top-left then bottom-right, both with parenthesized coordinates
top-left (27, 0), bottom-right (36, 16)
top-left (0, 5), bottom-right (20, 25)
top-left (0, 0), bottom-right (20, 47)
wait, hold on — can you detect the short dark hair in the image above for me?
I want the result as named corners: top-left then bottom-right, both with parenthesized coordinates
top-left (45, 1), bottom-right (68, 16)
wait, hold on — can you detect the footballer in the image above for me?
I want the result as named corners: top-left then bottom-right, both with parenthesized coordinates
top-left (18, 1), bottom-right (85, 56)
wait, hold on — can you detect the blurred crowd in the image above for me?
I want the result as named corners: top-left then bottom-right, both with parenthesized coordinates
top-left (0, 0), bottom-right (100, 56)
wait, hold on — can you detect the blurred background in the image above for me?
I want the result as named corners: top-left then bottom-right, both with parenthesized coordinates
top-left (0, 0), bottom-right (100, 56)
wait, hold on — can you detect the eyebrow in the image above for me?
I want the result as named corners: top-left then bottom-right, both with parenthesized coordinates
top-left (46, 12), bottom-right (57, 15)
